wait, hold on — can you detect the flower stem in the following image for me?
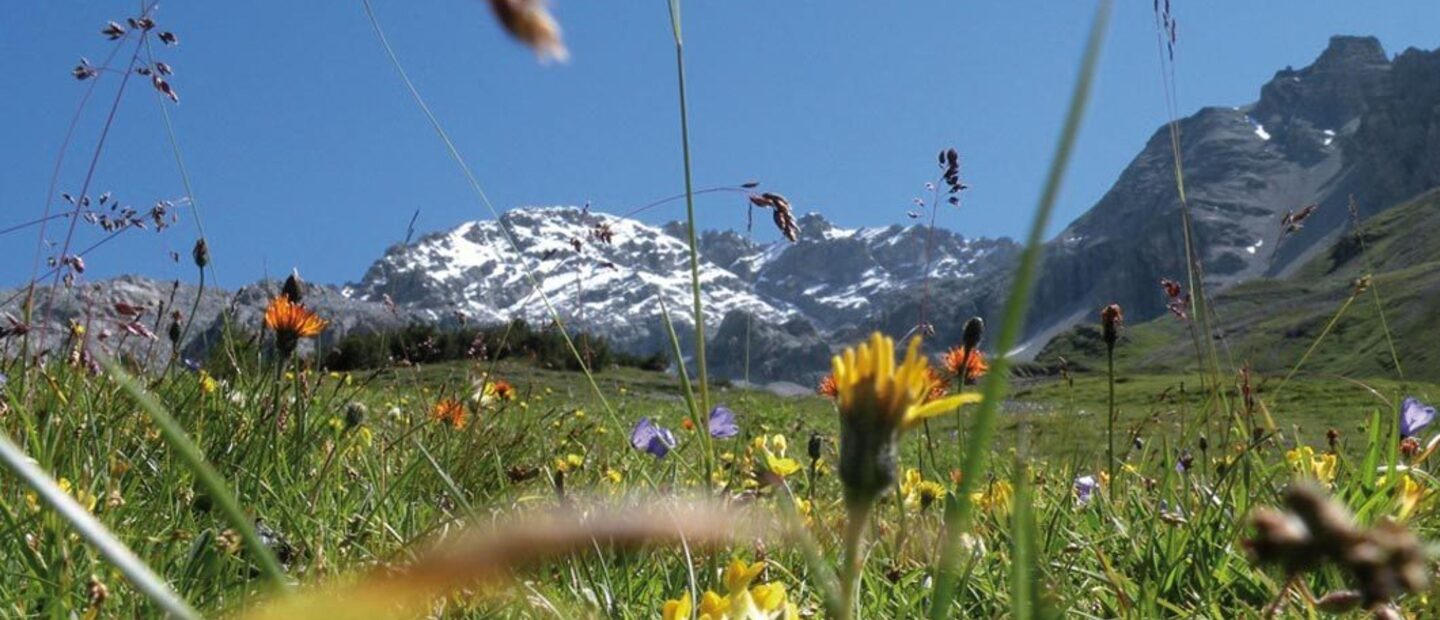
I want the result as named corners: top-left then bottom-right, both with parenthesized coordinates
top-left (666, 0), bottom-right (711, 416)
top-left (1107, 344), bottom-right (1116, 502)
top-left (840, 500), bottom-right (874, 620)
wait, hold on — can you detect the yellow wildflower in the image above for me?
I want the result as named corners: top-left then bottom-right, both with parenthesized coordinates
top-left (831, 333), bottom-right (982, 504)
top-left (661, 592), bottom-right (691, 620)
top-left (1286, 446), bottom-right (1338, 487)
top-left (724, 559), bottom-right (766, 593)
top-left (698, 590), bottom-right (730, 618)
top-left (198, 370), bottom-right (218, 395)
top-left (1398, 475), bottom-right (1427, 520)
top-left (554, 453), bottom-right (585, 474)
top-left (970, 479), bottom-right (1013, 514)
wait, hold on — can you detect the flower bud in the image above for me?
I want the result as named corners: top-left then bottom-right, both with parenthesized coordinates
top-left (344, 401), bottom-right (367, 430)
top-left (191, 238), bottom-right (210, 268)
top-left (282, 269), bottom-right (304, 304)
top-left (961, 316), bottom-right (984, 351)
top-left (807, 432), bottom-right (822, 461)
top-left (1100, 304), bottom-right (1123, 347)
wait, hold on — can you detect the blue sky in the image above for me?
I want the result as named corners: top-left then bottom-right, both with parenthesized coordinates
top-left (1, 2), bottom-right (1437, 289)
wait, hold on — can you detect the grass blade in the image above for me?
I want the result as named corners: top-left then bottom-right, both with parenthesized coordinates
top-left (0, 429), bottom-right (201, 620)
top-left (665, 0), bottom-right (713, 417)
top-left (929, 2), bottom-right (1113, 617)
top-left (103, 357), bottom-right (290, 590)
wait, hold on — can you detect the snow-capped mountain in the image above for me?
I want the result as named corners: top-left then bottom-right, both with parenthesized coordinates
top-left (347, 206), bottom-right (1019, 357)
top-left (348, 207), bottom-right (793, 353)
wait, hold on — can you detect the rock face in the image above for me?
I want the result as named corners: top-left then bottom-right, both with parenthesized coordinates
top-left (706, 310), bottom-right (832, 386)
top-left (1024, 36), bottom-right (1440, 353)
top-left (0, 275), bottom-right (419, 366)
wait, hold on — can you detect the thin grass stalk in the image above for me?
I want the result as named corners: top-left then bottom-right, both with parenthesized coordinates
top-left (359, 0), bottom-right (617, 427)
top-left (1010, 456), bottom-right (1037, 620)
top-left (1269, 293), bottom-right (1358, 405)
top-left (1151, 9), bottom-right (1233, 427)
top-left (143, 32), bottom-right (243, 376)
top-left (101, 357), bottom-right (290, 589)
top-left (19, 6), bottom-right (142, 379)
top-left (0, 429), bottom-right (201, 620)
top-left (657, 295), bottom-right (713, 490)
top-left (665, 0), bottom-right (712, 417)
top-left (1107, 343), bottom-right (1116, 501)
top-left (929, 2), bottom-right (1111, 616)
top-left (1347, 197), bottom-right (1405, 380)
top-left (39, 27), bottom-right (151, 358)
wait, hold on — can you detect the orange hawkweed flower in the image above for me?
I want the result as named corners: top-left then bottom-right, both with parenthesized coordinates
top-left (263, 295), bottom-right (328, 357)
top-left (492, 379), bottom-right (516, 401)
top-left (431, 398), bottom-right (467, 429)
top-left (817, 374), bottom-right (838, 399)
top-left (943, 346), bottom-right (989, 385)
top-left (925, 367), bottom-right (948, 402)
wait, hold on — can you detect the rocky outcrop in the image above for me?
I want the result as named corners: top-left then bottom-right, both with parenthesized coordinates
top-left (1022, 36), bottom-right (1440, 354)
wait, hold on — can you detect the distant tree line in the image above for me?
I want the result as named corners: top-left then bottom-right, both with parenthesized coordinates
top-left (321, 319), bottom-right (668, 373)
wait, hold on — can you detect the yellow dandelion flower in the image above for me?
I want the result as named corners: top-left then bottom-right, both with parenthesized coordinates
top-left (832, 332), bottom-right (982, 503)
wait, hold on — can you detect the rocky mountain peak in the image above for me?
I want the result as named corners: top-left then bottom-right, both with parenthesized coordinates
top-left (1253, 35), bottom-right (1391, 132)
top-left (1313, 35), bottom-right (1388, 71)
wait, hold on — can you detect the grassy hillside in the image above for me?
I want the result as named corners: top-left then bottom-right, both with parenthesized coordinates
top-left (1039, 188), bottom-right (1440, 383)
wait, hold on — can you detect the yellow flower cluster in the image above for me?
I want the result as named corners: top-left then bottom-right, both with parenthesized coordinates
top-left (1284, 446), bottom-right (1337, 487)
top-left (662, 559), bottom-right (799, 620)
top-left (554, 453), bottom-right (585, 474)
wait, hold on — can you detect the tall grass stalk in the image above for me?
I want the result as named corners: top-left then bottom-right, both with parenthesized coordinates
top-left (0, 429), bottom-right (201, 620)
top-left (665, 0), bottom-right (713, 417)
top-left (1151, 7), bottom-right (1234, 425)
top-left (657, 295), bottom-right (714, 490)
top-left (1106, 341), bottom-right (1117, 501)
top-left (1348, 197), bottom-right (1405, 380)
top-left (359, 0), bottom-right (617, 425)
top-left (33, 27), bottom-right (148, 359)
top-left (929, 2), bottom-right (1112, 616)
top-left (1269, 291), bottom-right (1359, 405)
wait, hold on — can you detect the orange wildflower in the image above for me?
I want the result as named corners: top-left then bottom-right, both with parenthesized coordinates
top-left (925, 367), bottom-right (948, 402)
top-left (817, 374), bottom-right (838, 399)
top-left (431, 398), bottom-right (467, 429)
top-left (492, 379), bottom-right (516, 401)
top-left (263, 295), bottom-right (328, 357)
top-left (943, 345), bottom-right (989, 385)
